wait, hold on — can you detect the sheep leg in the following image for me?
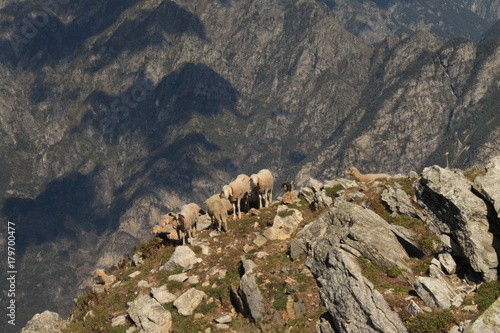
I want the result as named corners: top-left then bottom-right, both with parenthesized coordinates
top-left (232, 202), bottom-right (237, 219)
top-left (237, 198), bottom-right (242, 219)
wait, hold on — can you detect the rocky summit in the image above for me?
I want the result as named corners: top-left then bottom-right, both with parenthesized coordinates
top-left (2, 0), bottom-right (500, 330)
top-left (21, 156), bottom-right (500, 333)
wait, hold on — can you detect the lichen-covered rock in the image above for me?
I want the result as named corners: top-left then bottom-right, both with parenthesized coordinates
top-left (127, 294), bottom-right (172, 333)
top-left (306, 245), bottom-right (407, 333)
top-left (301, 204), bottom-right (408, 333)
top-left (464, 296), bottom-right (500, 332)
top-left (21, 311), bottom-right (67, 333)
top-left (416, 165), bottom-right (499, 281)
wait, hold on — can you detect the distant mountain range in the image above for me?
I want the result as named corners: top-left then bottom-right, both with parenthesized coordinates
top-left (1, 0), bottom-right (500, 329)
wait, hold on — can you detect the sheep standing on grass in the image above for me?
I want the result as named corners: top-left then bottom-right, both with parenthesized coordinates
top-left (204, 194), bottom-right (232, 232)
top-left (175, 203), bottom-right (204, 245)
top-left (220, 174), bottom-right (251, 219)
top-left (250, 169), bottom-right (274, 209)
top-left (345, 166), bottom-right (390, 183)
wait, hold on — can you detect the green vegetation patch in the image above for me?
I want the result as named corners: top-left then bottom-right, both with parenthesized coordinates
top-left (404, 309), bottom-right (455, 333)
top-left (324, 184), bottom-right (344, 198)
top-left (474, 281), bottom-right (500, 311)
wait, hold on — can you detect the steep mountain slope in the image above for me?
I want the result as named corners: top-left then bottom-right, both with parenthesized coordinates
top-left (318, 0), bottom-right (498, 44)
top-left (1, 0), bottom-right (500, 329)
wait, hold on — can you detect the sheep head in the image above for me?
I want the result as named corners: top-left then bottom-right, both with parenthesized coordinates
top-left (250, 174), bottom-right (259, 189)
top-left (220, 185), bottom-right (232, 200)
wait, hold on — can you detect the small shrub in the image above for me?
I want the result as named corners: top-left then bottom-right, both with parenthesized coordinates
top-left (405, 309), bottom-right (454, 333)
top-left (418, 236), bottom-right (436, 253)
top-left (278, 210), bottom-right (295, 218)
top-left (272, 291), bottom-right (288, 310)
top-left (324, 184), bottom-right (344, 198)
top-left (387, 266), bottom-right (404, 278)
top-left (474, 281), bottom-right (500, 311)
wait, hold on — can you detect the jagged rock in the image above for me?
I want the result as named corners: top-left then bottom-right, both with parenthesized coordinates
top-left (159, 246), bottom-right (202, 272)
top-left (132, 252), bottom-right (144, 266)
top-left (21, 310), bottom-right (67, 333)
top-left (255, 251), bottom-right (269, 259)
top-left (413, 277), bottom-right (457, 309)
top-left (464, 296), bottom-right (500, 332)
top-left (253, 235), bottom-right (268, 247)
top-left (127, 294), bottom-right (172, 333)
top-left (299, 185), bottom-right (333, 210)
top-left (214, 314), bottom-right (232, 324)
top-left (381, 185), bottom-right (420, 218)
top-left (416, 165), bottom-right (499, 282)
top-left (305, 244), bottom-right (408, 333)
top-left (151, 285), bottom-right (176, 304)
top-left (289, 238), bottom-right (307, 261)
top-left (306, 178), bottom-right (325, 193)
top-left (111, 315), bottom-right (127, 327)
top-left (168, 273), bottom-right (189, 282)
top-left (316, 313), bottom-right (336, 333)
top-left (294, 299), bottom-right (306, 318)
top-left (173, 288), bottom-right (207, 316)
top-left (233, 258), bottom-right (265, 326)
top-left (137, 280), bottom-right (151, 288)
top-left (263, 207), bottom-right (303, 240)
top-left (475, 156), bottom-right (500, 216)
top-left (438, 253), bottom-right (457, 275)
top-left (301, 201), bottom-right (412, 278)
top-left (407, 299), bottom-right (424, 317)
top-left (197, 214), bottom-right (213, 231)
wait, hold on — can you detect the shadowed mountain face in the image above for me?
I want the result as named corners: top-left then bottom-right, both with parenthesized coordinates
top-left (1, 0), bottom-right (500, 329)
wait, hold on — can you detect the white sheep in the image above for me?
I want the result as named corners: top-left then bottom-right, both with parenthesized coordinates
top-left (175, 203), bottom-right (203, 245)
top-left (220, 174), bottom-right (251, 219)
top-left (204, 194), bottom-right (232, 232)
top-left (250, 169), bottom-right (274, 209)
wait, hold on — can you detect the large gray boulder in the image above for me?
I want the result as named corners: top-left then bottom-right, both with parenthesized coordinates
top-left (300, 205), bottom-right (409, 333)
top-left (159, 245), bottom-right (202, 272)
top-left (127, 294), bottom-right (172, 333)
top-left (301, 201), bottom-right (412, 277)
top-left (413, 277), bottom-right (457, 309)
top-left (464, 296), bottom-right (500, 332)
top-left (475, 156), bottom-right (500, 216)
top-left (416, 165), bottom-right (499, 282)
top-left (21, 311), bottom-right (67, 333)
top-left (173, 288), bottom-right (207, 316)
top-left (306, 243), bottom-right (408, 333)
top-left (381, 185), bottom-right (419, 218)
top-left (232, 258), bottom-right (265, 327)
top-left (263, 205), bottom-right (304, 240)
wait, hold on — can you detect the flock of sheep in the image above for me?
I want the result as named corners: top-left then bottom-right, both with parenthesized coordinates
top-left (153, 169), bottom-right (275, 245)
top-left (152, 166), bottom-right (391, 246)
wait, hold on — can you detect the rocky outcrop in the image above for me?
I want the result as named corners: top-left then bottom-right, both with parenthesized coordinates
top-left (475, 156), bottom-right (500, 216)
top-left (416, 165), bottom-right (499, 282)
top-left (21, 311), bottom-right (67, 333)
top-left (305, 243), bottom-right (407, 333)
top-left (232, 258), bottom-right (265, 327)
top-left (263, 205), bottom-right (304, 240)
top-left (300, 203), bottom-right (410, 332)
